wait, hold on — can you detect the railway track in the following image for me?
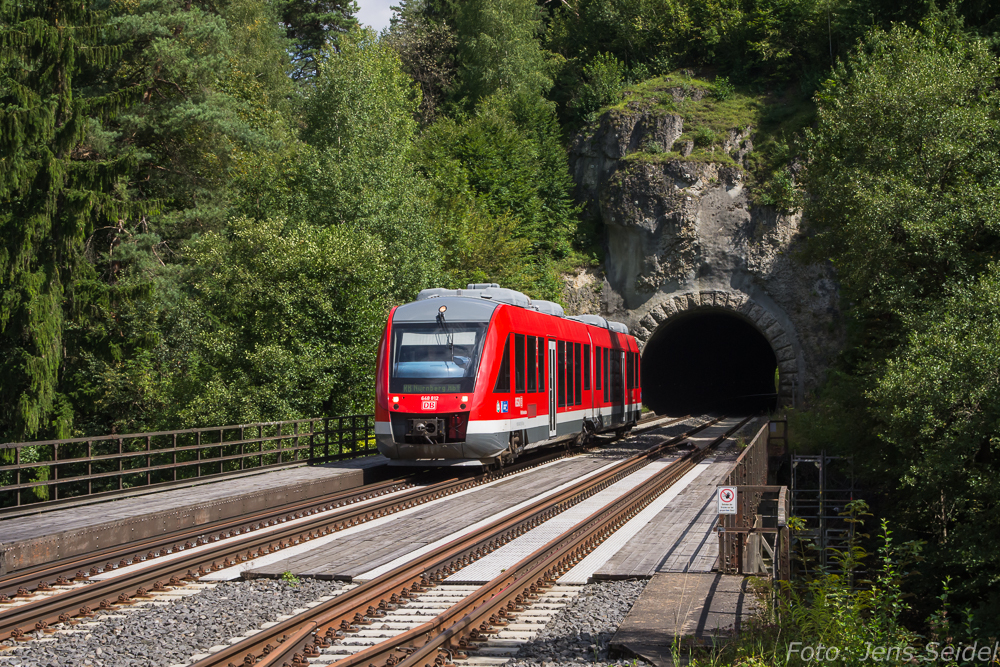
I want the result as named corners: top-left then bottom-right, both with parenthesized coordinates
top-left (187, 415), bottom-right (750, 667)
top-left (0, 413), bottom-right (689, 645)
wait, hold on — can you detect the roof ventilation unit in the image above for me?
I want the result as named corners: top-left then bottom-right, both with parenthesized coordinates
top-left (607, 321), bottom-right (630, 334)
top-left (568, 314), bottom-right (609, 328)
top-left (531, 300), bottom-right (565, 317)
top-left (416, 287), bottom-right (453, 300)
top-left (466, 283), bottom-right (500, 290)
top-left (480, 287), bottom-right (532, 307)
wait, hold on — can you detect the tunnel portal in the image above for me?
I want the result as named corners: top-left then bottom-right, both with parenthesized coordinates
top-left (641, 311), bottom-right (778, 415)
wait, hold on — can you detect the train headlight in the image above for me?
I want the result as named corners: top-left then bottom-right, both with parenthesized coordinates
top-left (461, 395), bottom-right (468, 402)
top-left (438, 305), bottom-right (447, 313)
top-left (392, 396), bottom-right (399, 403)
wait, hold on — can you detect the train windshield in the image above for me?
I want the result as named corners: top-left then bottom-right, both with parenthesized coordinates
top-left (390, 322), bottom-right (487, 394)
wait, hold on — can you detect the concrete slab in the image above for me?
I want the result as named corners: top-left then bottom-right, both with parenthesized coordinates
top-left (611, 573), bottom-right (759, 665)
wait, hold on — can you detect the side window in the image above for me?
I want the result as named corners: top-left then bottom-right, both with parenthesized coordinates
top-left (566, 341), bottom-right (574, 407)
top-left (594, 346), bottom-right (600, 391)
top-left (537, 337), bottom-right (546, 392)
top-left (515, 333), bottom-right (526, 394)
top-left (574, 342), bottom-right (582, 406)
top-left (584, 344), bottom-right (591, 391)
top-left (527, 335), bottom-right (537, 392)
top-left (494, 335), bottom-right (511, 393)
top-left (557, 341), bottom-right (566, 408)
top-left (603, 348), bottom-right (610, 402)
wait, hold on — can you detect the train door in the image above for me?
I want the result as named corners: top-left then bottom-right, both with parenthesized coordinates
top-left (548, 340), bottom-right (557, 437)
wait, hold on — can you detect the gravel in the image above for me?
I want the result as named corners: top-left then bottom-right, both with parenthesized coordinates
top-left (505, 579), bottom-right (653, 667)
top-left (1, 578), bottom-right (344, 667)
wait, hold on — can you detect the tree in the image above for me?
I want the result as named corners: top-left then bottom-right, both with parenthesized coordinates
top-left (275, 0), bottom-right (358, 82)
top-left (177, 217), bottom-right (393, 424)
top-left (300, 27), bottom-right (440, 300)
top-left (803, 20), bottom-right (1000, 626)
top-left (872, 270), bottom-right (1000, 623)
top-left (805, 21), bottom-right (1000, 353)
top-left (0, 0), bottom-right (139, 439)
top-left (386, 0), bottom-right (457, 124)
top-left (454, 0), bottom-right (553, 105)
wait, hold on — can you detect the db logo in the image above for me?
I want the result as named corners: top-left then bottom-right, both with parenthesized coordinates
top-left (514, 397), bottom-right (524, 408)
top-left (421, 401), bottom-right (436, 410)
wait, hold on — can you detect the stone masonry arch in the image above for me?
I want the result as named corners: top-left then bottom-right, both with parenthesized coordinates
top-left (631, 290), bottom-right (803, 407)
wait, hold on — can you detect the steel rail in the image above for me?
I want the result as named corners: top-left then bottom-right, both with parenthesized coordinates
top-left (0, 416), bottom-right (689, 642)
top-left (395, 416), bottom-right (754, 667)
top-left (0, 477), bottom-right (414, 601)
top-left (0, 460), bottom-right (531, 640)
top-left (284, 416), bottom-right (753, 667)
top-left (0, 414), bottom-right (685, 603)
top-left (187, 416), bottom-right (723, 667)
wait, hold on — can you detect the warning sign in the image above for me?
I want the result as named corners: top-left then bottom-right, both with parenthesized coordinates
top-left (717, 486), bottom-right (737, 515)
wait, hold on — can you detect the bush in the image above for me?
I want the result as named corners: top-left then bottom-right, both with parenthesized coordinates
top-left (693, 126), bottom-right (719, 147)
top-left (573, 52), bottom-right (625, 117)
top-left (712, 75), bottom-right (736, 100)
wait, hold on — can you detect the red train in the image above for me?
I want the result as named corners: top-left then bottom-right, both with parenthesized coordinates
top-left (375, 284), bottom-right (641, 466)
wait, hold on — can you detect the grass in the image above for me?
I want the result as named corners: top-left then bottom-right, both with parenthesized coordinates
top-left (598, 71), bottom-right (816, 209)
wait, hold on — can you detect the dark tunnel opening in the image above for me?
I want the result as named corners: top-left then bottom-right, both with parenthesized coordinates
top-left (642, 311), bottom-right (778, 415)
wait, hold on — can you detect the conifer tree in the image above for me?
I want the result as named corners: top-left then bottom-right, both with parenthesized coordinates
top-left (276, 0), bottom-right (358, 81)
top-left (0, 0), bottom-right (138, 439)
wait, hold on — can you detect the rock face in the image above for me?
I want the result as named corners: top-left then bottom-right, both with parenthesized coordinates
top-left (567, 107), bottom-right (842, 405)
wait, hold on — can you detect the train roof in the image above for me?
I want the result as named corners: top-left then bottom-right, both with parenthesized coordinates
top-left (410, 284), bottom-right (630, 334)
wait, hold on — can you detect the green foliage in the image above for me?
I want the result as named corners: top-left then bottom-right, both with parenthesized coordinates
top-left (454, 0), bottom-right (553, 105)
top-left (181, 217), bottom-right (393, 424)
top-left (414, 90), bottom-right (577, 299)
top-left (274, 0), bottom-right (357, 82)
top-left (692, 126), bottom-right (719, 147)
top-left (711, 75), bottom-right (736, 101)
top-left (870, 268), bottom-right (1000, 610)
top-left (385, 0), bottom-right (457, 125)
top-left (806, 21), bottom-right (1000, 329)
top-left (803, 20), bottom-right (1000, 629)
top-left (280, 570), bottom-right (301, 586)
top-left (0, 0), bottom-right (140, 440)
top-left (572, 52), bottom-right (625, 120)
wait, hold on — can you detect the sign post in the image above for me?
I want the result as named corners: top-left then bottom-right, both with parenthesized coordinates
top-left (717, 486), bottom-right (737, 515)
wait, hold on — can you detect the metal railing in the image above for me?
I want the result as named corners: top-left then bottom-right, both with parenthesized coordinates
top-left (0, 415), bottom-right (376, 509)
top-left (718, 420), bottom-right (791, 580)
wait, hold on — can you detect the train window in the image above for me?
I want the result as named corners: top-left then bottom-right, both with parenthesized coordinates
top-left (494, 335), bottom-right (511, 393)
top-left (573, 343), bottom-right (582, 406)
top-left (515, 333), bottom-right (526, 394)
top-left (537, 337), bottom-right (545, 392)
top-left (390, 322), bottom-right (487, 394)
top-left (557, 341), bottom-right (566, 407)
top-left (566, 342), bottom-right (573, 407)
top-left (584, 344), bottom-right (591, 391)
top-left (603, 348), bottom-right (610, 403)
top-left (594, 347), bottom-right (600, 390)
top-left (527, 335), bottom-right (537, 392)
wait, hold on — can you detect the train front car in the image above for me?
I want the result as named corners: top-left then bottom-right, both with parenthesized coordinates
top-left (375, 286), bottom-right (508, 465)
top-left (374, 284), bottom-right (641, 466)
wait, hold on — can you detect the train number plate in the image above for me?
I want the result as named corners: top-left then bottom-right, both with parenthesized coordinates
top-left (421, 401), bottom-right (437, 410)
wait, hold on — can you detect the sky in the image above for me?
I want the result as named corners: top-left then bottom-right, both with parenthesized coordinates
top-left (355, 0), bottom-right (396, 33)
